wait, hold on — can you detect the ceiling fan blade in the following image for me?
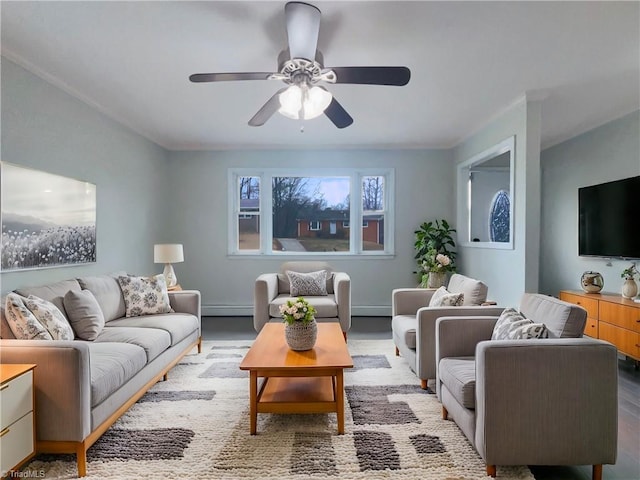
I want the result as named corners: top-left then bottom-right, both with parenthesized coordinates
top-left (330, 66), bottom-right (411, 86)
top-left (248, 88), bottom-right (288, 127)
top-left (285, 1), bottom-right (321, 60)
top-left (324, 97), bottom-right (353, 129)
top-left (189, 72), bottom-right (274, 83)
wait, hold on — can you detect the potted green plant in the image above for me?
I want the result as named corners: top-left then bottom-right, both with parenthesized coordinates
top-left (414, 219), bottom-right (457, 288)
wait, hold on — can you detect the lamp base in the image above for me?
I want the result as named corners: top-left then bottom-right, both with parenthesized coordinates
top-left (163, 263), bottom-right (177, 288)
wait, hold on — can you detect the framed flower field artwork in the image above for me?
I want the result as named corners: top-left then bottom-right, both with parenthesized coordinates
top-left (1, 162), bottom-right (96, 271)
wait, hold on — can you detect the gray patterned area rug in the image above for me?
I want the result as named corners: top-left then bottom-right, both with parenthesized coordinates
top-left (27, 339), bottom-right (534, 479)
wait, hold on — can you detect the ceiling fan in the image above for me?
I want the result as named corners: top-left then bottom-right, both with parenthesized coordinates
top-left (189, 1), bottom-right (411, 129)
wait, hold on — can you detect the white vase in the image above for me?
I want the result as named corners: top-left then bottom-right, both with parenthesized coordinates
top-left (285, 319), bottom-right (318, 351)
top-left (621, 279), bottom-right (638, 299)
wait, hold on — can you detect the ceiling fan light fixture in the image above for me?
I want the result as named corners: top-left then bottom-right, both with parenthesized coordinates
top-left (278, 84), bottom-right (332, 120)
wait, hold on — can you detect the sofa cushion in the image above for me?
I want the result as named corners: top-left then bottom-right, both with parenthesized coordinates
top-left (15, 279), bottom-right (81, 318)
top-left (439, 356), bottom-right (476, 409)
top-left (519, 293), bottom-right (586, 338)
top-left (4, 293), bottom-right (53, 340)
top-left (286, 270), bottom-right (328, 296)
top-left (447, 274), bottom-right (488, 306)
top-left (63, 289), bottom-right (105, 341)
top-left (492, 308), bottom-right (549, 340)
top-left (95, 326), bottom-right (172, 362)
top-left (77, 272), bottom-right (126, 323)
top-left (391, 314), bottom-right (416, 349)
top-left (88, 342), bottom-right (147, 407)
top-left (105, 313), bottom-right (199, 346)
top-left (25, 295), bottom-right (74, 340)
top-left (269, 294), bottom-right (338, 318)
top-left (118, 275), bottom-right (172, 317)
top-left (428, 286), bottom-right (464, 307)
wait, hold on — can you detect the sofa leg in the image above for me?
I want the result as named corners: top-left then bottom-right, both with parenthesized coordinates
top-left (592, 464), bottom-right (602, 480)
top-left (395, 346), bottom-right (399, 356)
top-left (197, 336), bottom-right (202, 353)
top-left (486, 465), bottom-right (496, 477)
top-left (163, 373), bottom-right (168, 381)
top-left (343, 331), bottom-right (347, 342)
top-left (76, 443), bottom-right (87, 477)
top-left (442, 406), bottom-right (448, 420)
top-left (420, 379), bottom-right (428, 390)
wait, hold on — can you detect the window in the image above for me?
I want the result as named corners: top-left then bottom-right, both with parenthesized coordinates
top-left (489, 190), bottom-right (510, 242)
top-left (229, 169), bottom-right (394, 255)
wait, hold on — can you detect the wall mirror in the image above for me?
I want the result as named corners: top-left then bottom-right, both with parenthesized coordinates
top-left (457, 136), bottom-right (515, 249)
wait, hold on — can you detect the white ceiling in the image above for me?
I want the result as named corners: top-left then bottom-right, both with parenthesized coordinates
top-left (1, 1), bottom-right (638, 151)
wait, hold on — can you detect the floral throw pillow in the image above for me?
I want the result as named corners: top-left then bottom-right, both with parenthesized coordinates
top-left (492, 307), bottom-right (549, 340)
top-left (25, 295), bottom-right (75, 340)
top-left (117, 274), bottom-right (173, 318)
top-left (428, 286), bottom-right (464, 307)
top-left (286, 270), bottom-right (328, 296)
top-left (4, 293), bottom-right (53, 340)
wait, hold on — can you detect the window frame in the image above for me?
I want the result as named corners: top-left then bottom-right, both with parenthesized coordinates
top-left (228, 168), bottom-right (394, 257)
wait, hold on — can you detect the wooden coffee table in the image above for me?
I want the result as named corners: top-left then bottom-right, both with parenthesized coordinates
top-left (239, 322), bottom-right (353, 435)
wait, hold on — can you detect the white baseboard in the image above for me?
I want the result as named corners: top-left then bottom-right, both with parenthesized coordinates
top-left (202, 305), bottom-right (391, 317)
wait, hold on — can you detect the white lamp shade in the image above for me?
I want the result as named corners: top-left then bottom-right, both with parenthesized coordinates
top-left (154, 244), bottom-right (184, 263)
top-left (279, 85), bottom-right (332, 120)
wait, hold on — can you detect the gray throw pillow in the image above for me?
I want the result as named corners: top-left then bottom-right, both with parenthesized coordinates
top-left (492, 307), bottom-right (549, 340)
top-left (286, 270), bottom-right (328, 296)
top-left (63, 289), bottom-right (105, 341)
top-left (428, 286), bottom-right (464, 307)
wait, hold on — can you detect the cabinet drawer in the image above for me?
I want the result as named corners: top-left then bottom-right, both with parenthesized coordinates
top-left (559, 292), bottom-right (599, 319)
top-left (0, 411), bottom-right (35, 475)
top-left (599, 322), bottom-right (640, 360)
top-left (0, 370), bottom-right (33, 430)
top-left (583, 318), bottom-right (598, 338)
top-left (599, 301), bottom-right (640, 333)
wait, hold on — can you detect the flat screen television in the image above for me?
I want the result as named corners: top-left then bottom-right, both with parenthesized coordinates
top-left (578, 175), bottom-right (640, 258)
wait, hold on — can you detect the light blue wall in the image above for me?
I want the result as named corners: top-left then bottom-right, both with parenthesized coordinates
top-left (540, 110), bottom-right (640, 297)
top-left (1, 58), bottom-right (169, 294)
top-left (165, 149), bottom-right (454, 315)
top-left (453, 98), bottom-right (542, 306)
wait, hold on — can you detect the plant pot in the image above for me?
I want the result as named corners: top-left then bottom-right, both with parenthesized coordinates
top-left (426, 272), bottom-right (447, 289)
top-left (621, 279), bottom-right (638, 299)
top-left (285, 319), bottom-right (318, 351)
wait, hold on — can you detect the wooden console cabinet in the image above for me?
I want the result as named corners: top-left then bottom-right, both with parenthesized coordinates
top-left (560, 290), bottom-right (640, 361)
top-left (1, 364), bottom-right (36, 478)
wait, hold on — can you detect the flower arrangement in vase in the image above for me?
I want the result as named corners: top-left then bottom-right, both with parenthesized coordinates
top-left (414, 219), bottom-right (457, 288)
top-left (621, 263), bottom-right (638, 299)
top-left (279, 297), bottom-right (318, 350)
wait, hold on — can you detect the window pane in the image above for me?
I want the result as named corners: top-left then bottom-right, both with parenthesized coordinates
top-left (239, 176), bottom-right (260, 212)
top-left (362, 176), bottom-right (384, 211)
top-left (238, 214), bottom-right (260, 250)
top-left (272, 176), bottom-right (350, 252)
top-left (362, 214), bottom-right (385, 251)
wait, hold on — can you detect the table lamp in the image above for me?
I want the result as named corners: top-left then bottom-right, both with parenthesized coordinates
top-left (153, 244), bottom-right (184, 288)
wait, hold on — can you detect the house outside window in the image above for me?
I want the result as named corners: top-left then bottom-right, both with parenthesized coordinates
top-left (228, 169), bottom-right (394, 256)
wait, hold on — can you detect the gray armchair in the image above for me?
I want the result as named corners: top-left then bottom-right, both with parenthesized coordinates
top-left (254, 261), bottom-right (351, 337)
top-left (392, 274), bottom-right (503, 389)
top-left (436, 293), bottom-right (618, 479)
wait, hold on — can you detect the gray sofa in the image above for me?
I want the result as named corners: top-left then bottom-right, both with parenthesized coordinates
top-left (392, 274), bottom-right (503, 389)
top-left (436, 293), bottom-right (618, 479)
top-left (0, 273), bottom-right (202, 477)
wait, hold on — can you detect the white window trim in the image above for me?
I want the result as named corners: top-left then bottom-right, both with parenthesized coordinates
top-left (309, 220), bottom-right (321, 231)
top-left (228, 168), bottom-right (394, 257)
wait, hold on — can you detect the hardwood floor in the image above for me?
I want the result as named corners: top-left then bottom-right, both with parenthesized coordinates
top-left (202, 316), bottom-right (640, 480)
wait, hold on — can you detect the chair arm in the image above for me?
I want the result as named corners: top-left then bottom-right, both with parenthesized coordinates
top-left (435, 316), bottom-right (498, 361)
top-left (0, 340), bottom-right (92, 442)
top-left (415, 306), bottom-right (504, 380)
top-left (168, 290), bottom-right (201, 318)
top-left (391, 288), bottom-right (435, 316)
top-left (253, 273), bottom-right (279, 332)
top-left (474, 338), bottom-right (618, 466)
top-left (333, 272), bottom-right (351, 332)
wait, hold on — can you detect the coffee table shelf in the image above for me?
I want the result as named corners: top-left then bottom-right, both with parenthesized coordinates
top-left (240, 323), bottom-right (353, 434)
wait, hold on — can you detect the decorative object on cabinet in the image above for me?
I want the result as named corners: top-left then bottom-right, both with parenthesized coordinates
top-left (620, 263), bottom-right (638, 299)
top-left (0, 364), bottom-right (36, 476)
top-left (560, 290), bottom-right (640, 362)
top-left (580, 271), bottom-right (604, 293)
